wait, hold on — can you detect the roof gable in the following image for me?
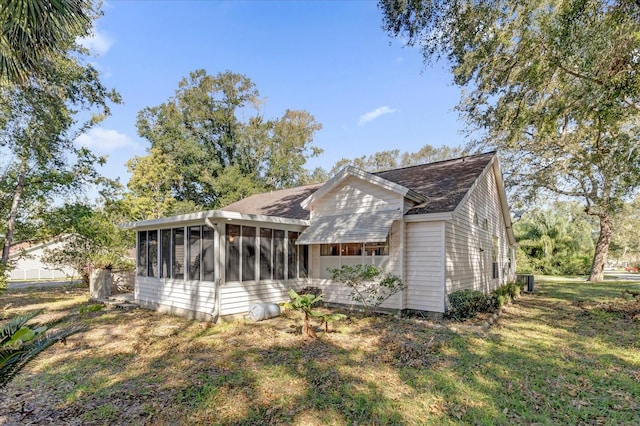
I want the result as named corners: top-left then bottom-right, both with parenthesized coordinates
top-left (300, 166), bottom-right (426, 211)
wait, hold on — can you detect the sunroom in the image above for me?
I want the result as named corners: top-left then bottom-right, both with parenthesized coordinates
top-left (128, 210), bottom-right (311, 321)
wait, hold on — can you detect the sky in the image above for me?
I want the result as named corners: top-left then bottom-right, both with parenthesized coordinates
top-left (76, 0), bottom-right (465, 191)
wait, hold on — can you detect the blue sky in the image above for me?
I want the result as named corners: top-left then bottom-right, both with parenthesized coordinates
top-left (76, 0), bottom-right (465, 189)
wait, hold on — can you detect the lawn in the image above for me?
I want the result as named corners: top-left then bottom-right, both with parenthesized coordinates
top-left (1, 279), bottom-right (639, 425)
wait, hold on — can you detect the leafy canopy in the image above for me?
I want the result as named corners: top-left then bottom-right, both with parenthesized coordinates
top-left (132, 69), bottom-right (323, 211)
top-left (329, 143), bottom-right (465, 174)
top-left (380, 0), bottom-right (640, 281)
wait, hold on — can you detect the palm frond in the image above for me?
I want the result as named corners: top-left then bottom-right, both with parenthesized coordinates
top-left (0, 310), bottom-right (41, 346)
top-left (0, 310), bottom-right (85, 389)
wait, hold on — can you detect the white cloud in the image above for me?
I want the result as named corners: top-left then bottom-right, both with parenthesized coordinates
top-left (358, 106), bottom-right (397, 126)
top-left (78, 28), bottom-right (113, 56)
top-left (75, 128), bottom-right (135, 153)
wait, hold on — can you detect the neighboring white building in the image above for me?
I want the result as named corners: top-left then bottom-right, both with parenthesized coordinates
top-left (8, 238), bottom-right (78, 281)
top-left (122, 152), bottom-right (516, 321)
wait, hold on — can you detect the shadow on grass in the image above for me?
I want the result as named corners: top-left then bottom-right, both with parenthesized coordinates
top-left (1, 280), bottom-right (639, 425)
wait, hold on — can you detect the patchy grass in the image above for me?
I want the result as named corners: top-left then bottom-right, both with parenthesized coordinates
top-left (1, 279), bottom-right (639, 425)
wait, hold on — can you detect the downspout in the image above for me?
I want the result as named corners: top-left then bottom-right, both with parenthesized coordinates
top-left (205, 217), bottom-right (221, 323)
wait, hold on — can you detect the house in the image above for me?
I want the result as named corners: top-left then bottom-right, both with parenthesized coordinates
top-left (8, 238), bottom-right (78, 281)
top-left (122, 151), bottom-right (516, 321)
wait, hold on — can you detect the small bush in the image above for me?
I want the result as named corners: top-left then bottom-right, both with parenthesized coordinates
top-left (506, 281), bottom-right (521, 298)
top-left (328, 265), bottom-right (405, 314)
top-left (447, 289), bottom-right (493, 320)
top-left (489, 282), bottom-right (522, 309)
top-left (79, 304), bottom-right (104, 316)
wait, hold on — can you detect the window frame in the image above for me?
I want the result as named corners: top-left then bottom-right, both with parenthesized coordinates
top-left (320, 237), bottom-right (390, 258)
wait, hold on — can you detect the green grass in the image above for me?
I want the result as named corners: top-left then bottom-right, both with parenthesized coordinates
top-left (1, 278), bottom-right (639, 425)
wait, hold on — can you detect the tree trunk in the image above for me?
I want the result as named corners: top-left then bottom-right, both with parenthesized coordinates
top-left (1, 157), bottom-right (28, 265)
top-left (588, 214), bottom-right (612, 282)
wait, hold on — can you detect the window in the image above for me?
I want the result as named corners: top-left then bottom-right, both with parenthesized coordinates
top-left (188, 226), bottom-right (201, 280)
top-left (260, 228), bottom-right (273, 280)
top-left (148, 230), bottom-right (158, 277)
top-left (140, 226), bottom-right (213, 282)
top-left (137, 231), bottom-right (147, 277)
top-left (172, 228), bottom-right (185, 280)
top-left (288, 232), bottom-right (299, 279)
top-left (224, 225), bottom-right (306, 282)
top-left (319, 238), bottom-right (390, 279)
top-left (274, 230), bottom-right (285, 280)
top-left (320, 239), bottom-right (389, 258)
top-left (365, 237), bottom-right (389, 256)
top-left (342, 243), bottom-right (361, 256)
top-left (320, 244), bottom-right (340, 256)
top-left (202, 226), bottom-right (215, 282)
top-left (473, 213), bottom-right (479, 225)
top-left (226, 224), bottom-right (240, 282)
top-left (242, 226), bottom-right (256, 281)
top-left (160, 229), bottom-right (172, 278)
top-left (482, 218), bottom-right (489, 231)
top-left (299, 244), bottom-right (308, 278)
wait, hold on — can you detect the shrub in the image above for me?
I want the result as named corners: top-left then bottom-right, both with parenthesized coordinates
top-left (447, 289), bottom-right (493, 320)
top-left (506, 281), bottom-right (521, 299)
top-left (328, 265), bottom-right (405, 314)
top-left (281, 289), bottom-right (346, 338)
top-left (490, 281), bottom-right (522, 309)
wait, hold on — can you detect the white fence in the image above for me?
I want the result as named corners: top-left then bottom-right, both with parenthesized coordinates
top-left (9, 268), bottom-right (76, 281)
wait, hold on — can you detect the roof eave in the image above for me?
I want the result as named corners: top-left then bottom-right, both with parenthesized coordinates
top-left (492, 158), bottom-right (516, 246)
top-left (120, 209), bottom-right (310, 230)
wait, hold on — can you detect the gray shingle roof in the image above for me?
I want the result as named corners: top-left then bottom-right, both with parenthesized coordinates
top-left (220, 183), bottom-right (323, 220)
top-left (220, 152), bottom-right (495, 218)
top-left (375, 151), bottom-right (495, 214)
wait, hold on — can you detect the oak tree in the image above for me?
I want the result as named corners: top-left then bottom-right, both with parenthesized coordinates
top-left (133, 69), bottom-right (322, 210)
top-left (380, 0), bottom-right (640, 281)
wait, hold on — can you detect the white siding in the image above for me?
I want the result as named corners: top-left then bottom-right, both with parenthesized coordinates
top-left (219, 279), bottom-right (307, 316)
top-left (312, 176), bottom-right (404, 217)
top-left (405, 221), bottom-right (445, 312)
top-left (9, 241), bottom-right (77, 281)
top-left (445, 165), bottom-right (516, 298)
top-left (308, 220), bottom-right (403, 311)
top-left (136, 277), bottom-right (216, 315)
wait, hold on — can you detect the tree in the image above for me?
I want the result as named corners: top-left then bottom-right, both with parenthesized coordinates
top-left (0, 0), bottom-right (94, 85)
top-left (0, 42), bottom-right (120, 270)
top-left (122, 148), bottom-right (200, 220)
top-left (329, 143), bottom-right (464, 174)
top-left (134, 70), bottom-right (323, 210)
top-left (514, 202), bottom-right (597, 275)
top-left (40, 200), bottom-right (135, 285)
top-left (380, 0), bottom-right (640, 281)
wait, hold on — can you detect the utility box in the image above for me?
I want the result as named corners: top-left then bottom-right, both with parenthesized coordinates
top-left (517, 274), bottom-right (535, 293)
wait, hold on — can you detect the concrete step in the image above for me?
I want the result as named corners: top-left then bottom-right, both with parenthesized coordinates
top-left (99, 297), bottom-right (138, 310)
